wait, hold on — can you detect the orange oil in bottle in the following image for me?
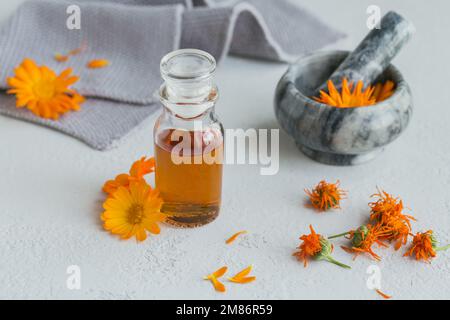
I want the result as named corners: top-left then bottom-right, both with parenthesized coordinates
top-left (155, 128), bottom-right (223, 227)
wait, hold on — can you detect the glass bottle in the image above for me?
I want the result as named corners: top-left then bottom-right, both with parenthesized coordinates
top-left (154, 49), bottom-right (224, 228)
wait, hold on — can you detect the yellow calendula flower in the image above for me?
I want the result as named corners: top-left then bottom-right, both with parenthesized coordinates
top-left (101, 181), bottom-right (165, 242)
top-left (7, 58), bottom-right (84, 120)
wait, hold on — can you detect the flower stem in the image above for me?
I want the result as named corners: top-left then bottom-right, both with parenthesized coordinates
top-left (328, 231), bottom-right (350, 239)
top-left (435, 244), bottom-right (450, 252)
top-left (325, 256), bottom-right (351, 269)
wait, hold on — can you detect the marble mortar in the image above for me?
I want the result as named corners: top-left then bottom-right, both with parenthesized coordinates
top-left (274, 50), bottom-right (413, 166)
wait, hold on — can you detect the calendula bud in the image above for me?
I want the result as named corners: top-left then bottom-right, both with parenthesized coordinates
top-left (430, 232), bottom-right (438, 249)
top-left (352, 225), bottom-right (369, 248)
top-left (314, 237), bottom-right (351, 269)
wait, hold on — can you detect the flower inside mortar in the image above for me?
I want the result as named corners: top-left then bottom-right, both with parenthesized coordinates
top-left (313, 77), bottom-right (395, 108)
top-left (7, 58), bottom-right (84, 120)
top-left (101, 180), bottom-right (165, 242)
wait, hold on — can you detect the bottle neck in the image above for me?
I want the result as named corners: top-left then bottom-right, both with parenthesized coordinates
top-left (159, 83), bottom-right (218, 119)
top-left (159, 49), bottom-right (218, 119)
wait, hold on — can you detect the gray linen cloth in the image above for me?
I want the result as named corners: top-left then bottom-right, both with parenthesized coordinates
top-left (0, 0), bottom-right (344, 150)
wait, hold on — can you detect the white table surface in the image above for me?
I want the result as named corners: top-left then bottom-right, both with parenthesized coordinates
top-left (1, 0), bottom-right (449, 300)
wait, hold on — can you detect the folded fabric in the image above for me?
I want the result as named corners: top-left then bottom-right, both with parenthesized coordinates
top-left (0, 0), bottom-right (344, 150)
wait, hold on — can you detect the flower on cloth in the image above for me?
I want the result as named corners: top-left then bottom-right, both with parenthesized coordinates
top-left (313, 78), bottom-right (394, 108)
top-left (403, 230), bottom-right (450, 263)
top-left (103, 157), bottom-right (155, 197)
top-left (7, 58), bottom-right (84, 120)
top-left (101, 181), bottom-right (165, 242)
top-left (293, 225), bottom-right (350, 269)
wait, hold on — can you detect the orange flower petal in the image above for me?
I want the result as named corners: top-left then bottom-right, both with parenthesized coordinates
top-left (210, 276), bottom-right (226, 292)
top-left (228, 265), bottom-right (252, 280)
top-left (210, 266), bottom-right (228, 278)
top-left (228, 276), bottom-right (256, 284)
top-left (87, 59), bottom-right (110, 69)
top-left (54, 53), bottom-right (69, 62)
top-left (225, 230), bottom-right (247, 244)
top-left (375, 289), bottom-right (392, 299)
top-left (204, 267), bottom-right (228, 293)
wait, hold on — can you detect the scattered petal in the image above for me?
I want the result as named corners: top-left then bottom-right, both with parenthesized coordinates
top-left (54, 53), bottom-right (69, 62)
top-left (228, 266), bottom-right (256, 284)
top-left (87, 59), bottom-right (110, 69)
top-left (226, 230), bottom-right (247, 244)
top-left (204, 266), bottom-right (228, 293)
top-left (376, 289), bottom-right (392, 299)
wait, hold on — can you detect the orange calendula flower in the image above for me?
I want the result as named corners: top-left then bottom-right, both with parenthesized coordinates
top-left (293, 225), bottom-right (350, 269)
top-left (204, 266), bottom-right (228, 292)
top-left (101, 181), bottom-right (165, 242)
top-left (369, 190), bottom-right (416, 250)
top-left (403, 230), bottom-right (450, 263)
top-left (228, 265), bottom-right (256, 284)
top-left (226, 231), bottom-right (247, 244)
top-left (305, 180), bottom-right (346, 211)
top-left (103, 157), bottom-right (155, 197)
top-left (313, 78), bottom-right (395, 108)
top-left (7, 58), bottom-right (84, 120)
top-left (331, 224), bottom-right (391, 261)
top-left (87, 59), bottom-right (110, 69)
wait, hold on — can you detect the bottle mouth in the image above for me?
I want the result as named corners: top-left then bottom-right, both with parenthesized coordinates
top-left (160, 49), bottom-right (218, 115)
top-left (160, 49), bottom-right (216, 82)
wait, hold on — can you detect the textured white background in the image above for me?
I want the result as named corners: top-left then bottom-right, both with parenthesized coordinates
top-left (1, 0), bottom-right (449, 299)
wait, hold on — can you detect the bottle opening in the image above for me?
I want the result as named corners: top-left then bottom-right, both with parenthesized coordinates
top-left (161, 49), bottom-right (216, 81)
top-left (160, 49), bottom-right (218, 118)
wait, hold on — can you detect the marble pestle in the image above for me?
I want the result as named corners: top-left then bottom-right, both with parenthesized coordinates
top-left (316, 11), bottom-right (415, 93)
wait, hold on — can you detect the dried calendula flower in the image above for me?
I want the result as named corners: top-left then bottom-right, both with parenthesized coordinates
top-left (403, 230), bottom-right (450, 263)
top-left (87, 59), bottom-right (110, 69)
top-left (7, 58), bottom-right (84, 120)
top-left (226, 231), bottom-right (247, 244)
top-left (228, 265), bottom-right (256, 284)
top-left (305, 180), bottom-right (346, 212)
top-left (103, 157), bottom-right (155, 197)
top-left (293, 225), bottom-right (351, 269)
top-left (313, 78), bottom-right (395, 108)
top-left (331, 224), bottom-right (391, 261)
top-left (204, 266), bottom-right (228, 292)
top-left (369, 189), bottom-right (416, 250)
